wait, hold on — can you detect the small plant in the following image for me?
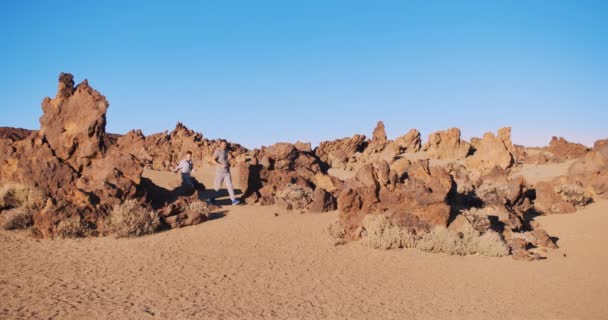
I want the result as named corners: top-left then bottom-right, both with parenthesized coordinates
top-left (554, 184), bottom-right (591, 207)
top-left (417, 225), bottom-right (508, 257)
top-left (55, 215), bottom-right (91, 238)
top-left (460, 208), bottom-right (492, 233)
top-left (327, 220), bottom-right (346, 240)
top-left (275, 184), bottom-right (313, 210)
top-left (105, 200), bottom-right (160, 238)
top-left (3, 209), bottom-right (33, 230)
top-left (188, 200), bottom-right (210, 215)
top-left (476, 181), bottom-right (510, 206)
top-left (0, 183), bottom-right (46, 230)
top-left (360, 214), bottom-right (417, 249)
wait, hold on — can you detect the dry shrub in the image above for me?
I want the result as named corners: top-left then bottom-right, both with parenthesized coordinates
top-left (476, 181), bottom-right (509, 206)
top-left (360, 214), bottom-right (417, 249)
top-left (0, 184), bottom-right (46, 230)
top-left (3, 209), bottom-right (33, 230)
top-left (417, 225), bottom-right (508, 257)
top-left (554, 184), bottom-right (591, 206)
top-left (460, 208), bottom-right (492, 232)
top-left (55, 215), bottom-right (91, 238)
top-left (275, 184), bottom-right (313, 210)
top-left (0, 183), bottom-right (46, 212)
top-left (106, 200), bottom-right (160, 238)
top-left (188, 200), bottom-right (210, 215)
top-left (327, 220), bottom-right (346, 240)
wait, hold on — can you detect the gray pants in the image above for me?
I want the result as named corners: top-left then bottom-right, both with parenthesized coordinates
top-left (214, 169), bottom-right (235, 201)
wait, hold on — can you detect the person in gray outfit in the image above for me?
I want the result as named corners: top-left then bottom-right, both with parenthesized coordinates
top-left (174, 151), bottom-right (194, 192)
top-left (210, 140), bottom-right (240, 205)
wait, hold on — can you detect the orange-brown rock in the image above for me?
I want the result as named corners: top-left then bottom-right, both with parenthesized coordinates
top-left (315, 134), bottom-right (368, 164)
top-left (0, 127), bottom-right (33, 142)
top-left (465, 128), bottom-right (515, 171)
top-left (338, 160), bottom-right (452, 238)
top-left (372, 121), bottom-right (387, 144)
top-left (423, 128), bottom-right (471, 160)
top-left (546, 136), bottom-right (589, 160)
top-left (39, 73), bottom-right (110, 172)
top-left (394, 129), bottom-right (421, 153)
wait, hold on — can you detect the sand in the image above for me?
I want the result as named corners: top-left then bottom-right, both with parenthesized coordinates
top-left (2, 168), bottom-right (608, 320)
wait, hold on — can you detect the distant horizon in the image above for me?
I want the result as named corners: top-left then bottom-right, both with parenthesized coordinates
top-left (2, 1), bottom-right (606, 149)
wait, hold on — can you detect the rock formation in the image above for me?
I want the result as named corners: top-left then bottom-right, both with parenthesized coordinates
top-left (423, 128), bottom-right (471, 160)
top-left (547, 136), bottom-right (589, 160)
top-left (465, 127), bottom-right (515, 172)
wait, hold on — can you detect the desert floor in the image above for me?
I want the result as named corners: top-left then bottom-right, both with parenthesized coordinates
top-left (1, 167), bottom-right (607, 320)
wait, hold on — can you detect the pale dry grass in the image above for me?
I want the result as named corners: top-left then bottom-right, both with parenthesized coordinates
top-left (327, 220), bottom-right (346, 240)
top-left (55, 215), bottom-right (91, 238)
top-left (275, 184), bottom-right (314, 210)
top-left (417, 225), bottom-right (508, 257)
top-left (188, 200), bottom-right (210, 215)
top-left (0, 183), bottom-right (46, 230)
top-left (554, 184), bottom-right (592, 207)
top-left (360, 214), bottom-right (417, 249)
top-left (105, 200), bottom-right (160, 238)
top-left (476, 181), bottom-right (509, 206)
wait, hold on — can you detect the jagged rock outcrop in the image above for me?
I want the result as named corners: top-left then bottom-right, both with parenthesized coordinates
top-left (112, 123), bottom-right (247, 171)
top-left (465, 127), bottom-right (515, 172)
top-left (566, 139), bottom-right (608, 199)
top-left (0, 127), bottom-right (33, 142)
top-left (239, 142), bottom-right (324, 206)
top-left (423, 128), bottom-right (471, 160)
top-left (394, 129), bottom-right (421, 153)
top-left (372, 121), bottom-right (387, 144)
top-left (314, 134), bottom-right (368, 167)
top-left (547, 136), bottom-right (589, 160)
top-left (337, 160), bottom-right (453, 238)
top-left (0, 73), bottom-right (214, 238)
top-left (39, 73), bottom-right (110, 172)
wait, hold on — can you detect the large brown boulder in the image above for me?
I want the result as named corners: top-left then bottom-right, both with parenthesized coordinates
top-left (240, 142), bottom-right (323, 205)
top-left (567, 139), bottom-right (608, 199)
top-left (394, 129), bottom-right (421, 153)
top-left (39, 73), bottom-right (110, 172)
top-left (423, 128), bottom-right (471, 160)
top-left (338, 160), bottom-right (453, 238)
top-left (465, 127), bottom-right (515, 172)
top-left (315, 134), bottom-right (368, 164)
top-left (547, 136), bottom-right (589, 160)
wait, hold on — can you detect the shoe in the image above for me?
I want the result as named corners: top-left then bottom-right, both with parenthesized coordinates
top-left (208, 198), bottom-right (217, 206)
top-left (232, 199), bottom-right (240, 206)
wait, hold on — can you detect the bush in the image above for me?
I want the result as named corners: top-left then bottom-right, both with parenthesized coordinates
top-left (275, 184), bottom-right (313, 210)
top-left (55, 215), bottom-right (91, 238)
top-left (460, 208), bottom-right (492, 232)
top-left (360, 214), bottom-right (417, 249)
top-left (0, 183), bottom-right (46, 212)
top-left (554, 184), bottom-right (591, 206)
top-left (476, 181), bottom-right (509, 206)
top-left (327, 220), bottom-right (346, 240)
top-left (3, 209), bottom-right (33, 230)
top-left (417, 225), bottom-right (508, 257)
top-left (188, 200), bottom-right (210, 215)
top-left (105, 200), bottom-right (160, 238)
top-left (0, 184), bottom-right (46, 230)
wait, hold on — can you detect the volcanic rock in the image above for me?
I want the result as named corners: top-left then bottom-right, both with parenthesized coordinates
top-left (423, 128), bottom-right (471, 160)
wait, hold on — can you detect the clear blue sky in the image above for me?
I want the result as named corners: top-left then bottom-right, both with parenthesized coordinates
top-left (1, 1), bottom-right (607, 148)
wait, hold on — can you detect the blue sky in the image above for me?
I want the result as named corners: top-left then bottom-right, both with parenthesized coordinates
top-left (1, 1), bottom-right (607, 148)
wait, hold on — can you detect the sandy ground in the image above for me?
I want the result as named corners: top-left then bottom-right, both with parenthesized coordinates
top-left (1, 168), bottom-right (608, 319)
